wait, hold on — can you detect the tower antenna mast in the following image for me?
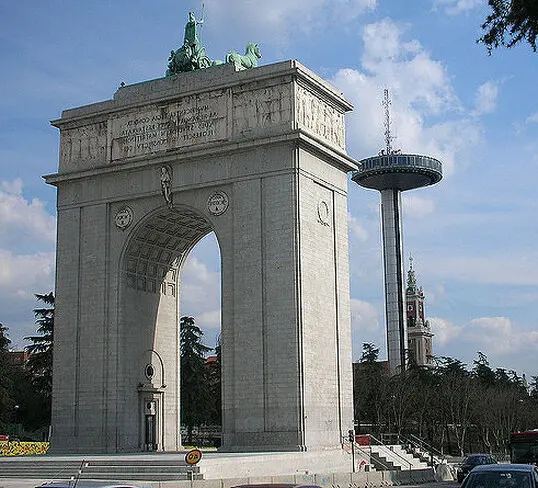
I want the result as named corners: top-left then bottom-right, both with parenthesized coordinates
top-left (383, 88), bottom-right (393, 155)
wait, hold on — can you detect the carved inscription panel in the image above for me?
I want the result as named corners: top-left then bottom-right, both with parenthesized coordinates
top-left (296, 85), bottom-right (345, 150)
top-left (111, 91), bottom-right (228, 161)
top-left (232, 84), bottom-right (292, 136)
top-left (60, 122), bottom-right (107, 171)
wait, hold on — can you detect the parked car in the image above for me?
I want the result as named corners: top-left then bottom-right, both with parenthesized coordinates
top-left (457, 453), bottom-right (498, 482)
top-left (461, 463), bottom-right (538, 488)
top-left (36, 481), bottom-right (144, 488)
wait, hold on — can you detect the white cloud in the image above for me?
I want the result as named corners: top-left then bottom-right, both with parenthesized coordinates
top-left (430, 315), bottom-right (538, 374)
top-left (182, 255), bottom-right (218, 285)
top-left (0, 178), bottom-right (56, 246)
top-left (403, 194), bottom-right (435, 218)
top-left (331, 19), bottom-right (480, 176)
top-left (350, 298), bottom-right (386, 360)
top-left (361, 19), bottom-right (409, 62)
top-left (0, 250), bottom-right (55, 297)
top-left (197, 309), bottom-right (221, 330)
top-left (180, 256), bottom-right (220, 308)
top-left (205, 0), bottom-right (376, 44)
top-left (430, 317), bottom-right (463, 345)
top-left (351, 298), bottom-right (380, 333)
top-left (179, 253), bottom-right (221, 346)
top-left (526, 112), bottom-right (538, 124)
top-left (432, 0), bottom-right (484, 15)
top-left (359, 20), bottom-right (457, 115)
top-left (348, 212), bottom-right (369, 241)
top-left (472, 81), bottom-right (499, 116)
top-left (466, 317), bottom-right (514, 354)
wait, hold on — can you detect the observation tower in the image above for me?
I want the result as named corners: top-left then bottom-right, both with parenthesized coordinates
top-left (352, 90), bottom-right (442, 375)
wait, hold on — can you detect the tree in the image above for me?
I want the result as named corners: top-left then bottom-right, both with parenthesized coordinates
top-left (206, 335), bottom-right (221, 427)
top-left (387, 370), bottom-right (419, 435)
top-left (0, 323), bottom-right (14, 427)
top-left (23, 292), bottom-right (55, 430)
top-left (353, 343), bottom-right (387, 433)
top-left (0, 323), bottom-right (10, 351)
top-left (180, 316), bottom-right (212, 445)
top-left (0, 323), bottom-right (43, 437)
top-left (473, 352), bottom-right (496, 387)
top-left (436, 357), bottom-right (475, 455)
top-left (406, 364), bottom-right (440, 442)
top-left (25, 293), bottom-right (54, 399)
top-left (530, 376), bottom-right (538, 400)
top-left (360, 342), bottom-right (380, 363)
top-left (478, 0), bottom-right (538, 53)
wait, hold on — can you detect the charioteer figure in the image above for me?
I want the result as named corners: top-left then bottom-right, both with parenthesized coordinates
top-left (165, 10), bottom-right (262, 76)
top-left (184, 11), bottom-right (203, 55)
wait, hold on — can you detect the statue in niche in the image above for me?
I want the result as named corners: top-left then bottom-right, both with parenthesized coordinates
top-left (160, 166), bottom-right (173, 209)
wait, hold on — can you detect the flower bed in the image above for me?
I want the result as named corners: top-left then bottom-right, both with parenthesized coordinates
top-left (0, 440), bottom-right (49, 456)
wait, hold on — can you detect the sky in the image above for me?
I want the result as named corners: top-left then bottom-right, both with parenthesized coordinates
top-left (1, 0), bottom-right (538, 379)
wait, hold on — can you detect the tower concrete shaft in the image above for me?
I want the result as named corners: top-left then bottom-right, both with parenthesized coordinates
top-left (352, 153), bottom-right (442, 376)
top-left (380, 188), bottom-right (408, 375)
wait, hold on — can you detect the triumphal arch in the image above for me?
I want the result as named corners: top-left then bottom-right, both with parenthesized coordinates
top-left (46, 58), bottom-right (357, 453)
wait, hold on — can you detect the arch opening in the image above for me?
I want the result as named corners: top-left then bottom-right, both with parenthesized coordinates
top-left (179, 232), bottom-right (222, 447)
top-left (119, 205), bottom-right (220, 452)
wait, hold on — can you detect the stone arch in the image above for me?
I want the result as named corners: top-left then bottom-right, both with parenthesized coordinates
top-left (118, 205), bottom-right (217, 451)
top-left (47, 61), bottom-right (356, 456)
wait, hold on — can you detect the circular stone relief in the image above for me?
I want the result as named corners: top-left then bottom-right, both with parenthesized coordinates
top-left (207, 191), bottom-right (229, 216)
top-left (317, 200), bottom-right (330, 225)
top-left (115, 206), bottom-right (134, 230)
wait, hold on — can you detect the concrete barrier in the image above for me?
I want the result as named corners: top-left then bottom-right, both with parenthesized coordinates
top-left (135, 468), bottom-right (436, 488)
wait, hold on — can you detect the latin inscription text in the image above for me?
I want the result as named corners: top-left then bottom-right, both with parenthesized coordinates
top-left (111, 94), bottom-right (226, 160)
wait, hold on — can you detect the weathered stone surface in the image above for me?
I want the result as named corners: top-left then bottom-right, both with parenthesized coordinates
top-left (46, 60), bottom-right (357, 454)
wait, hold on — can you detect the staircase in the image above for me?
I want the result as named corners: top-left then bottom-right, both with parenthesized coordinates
top-left (370, 444), bottom-right (430, 471)
top-left (0, 455), bottom-right (202, 482)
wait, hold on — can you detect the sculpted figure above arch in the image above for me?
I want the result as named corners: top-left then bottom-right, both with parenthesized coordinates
top-left (166, 11), bottom-right (261, 76)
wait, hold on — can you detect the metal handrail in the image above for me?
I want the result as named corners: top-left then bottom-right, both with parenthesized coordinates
top-left (408, 434), bottom-right (445, 457)
top-left (380, 432), bottom-right (446, 467)
top-left (405, 433), bottom-right (446, 467)
top-left (342, 435), bottom-right (393, 471)
top-left (368, 433), bottom-right (414, 472)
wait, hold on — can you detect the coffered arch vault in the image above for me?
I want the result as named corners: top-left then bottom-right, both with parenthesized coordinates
top-left (123, 207), bottom-right (214, 295)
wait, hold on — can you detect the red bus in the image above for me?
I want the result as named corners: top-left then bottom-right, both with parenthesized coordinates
top-left (510, 430), bottom-right (538, 464)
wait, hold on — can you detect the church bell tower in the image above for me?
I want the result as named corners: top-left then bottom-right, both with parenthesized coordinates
top-left (406, 257), bottom-right (434, 366)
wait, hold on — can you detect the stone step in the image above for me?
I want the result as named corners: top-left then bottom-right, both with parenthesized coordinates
top-left (0, 458), bottom-right (201, 481)
top-left (369, 451), bottom-right (400, 471)
top-left (370, 445), bottom-right (430, 470)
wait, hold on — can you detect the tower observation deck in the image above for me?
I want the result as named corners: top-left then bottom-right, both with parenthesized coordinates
top-left (352, 91), bottom-right (442, 375)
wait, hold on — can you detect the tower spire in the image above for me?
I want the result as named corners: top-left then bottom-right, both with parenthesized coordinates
top-left (407, 254), bottom-right (417, 293)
